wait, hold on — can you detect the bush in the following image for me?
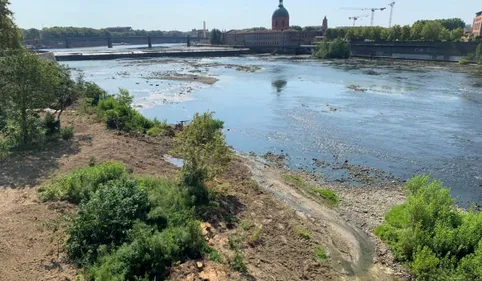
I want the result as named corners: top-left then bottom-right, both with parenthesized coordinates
top-left (97, 94), bottom-right (154, 134)
top-left (43, 112), bottom-right (60, 137)
top-left (67, 178), bottom-right (150, 264)
top-left (88, 220), bottom-right (204, 280)
top-left (146, 119), bottom-right (168, 137)
top-left (375, 175), bottom-right (482, 281)
top-left (172, 112), bottom-right (232, 203)
top-left (60, 125), bottom-right (74, 140)
top-left (315, 246), bottom-right (328, 262)
top-left (38, 162), bottom-right (129, 203)
top-left (41, 162), bottom-right (210, 279)
top-left (84, 82), bottom-right (108, 106)
top-left (314, 38), bottom-right (351, 59)
top-left (459, 57), bottom-right (471, 65)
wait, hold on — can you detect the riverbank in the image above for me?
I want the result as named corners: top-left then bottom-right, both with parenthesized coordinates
top-left (0, 109), bottom-right (409, 281)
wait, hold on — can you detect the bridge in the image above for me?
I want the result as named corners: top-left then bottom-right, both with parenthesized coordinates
top-left (23, 36), bottom-right (202, 49)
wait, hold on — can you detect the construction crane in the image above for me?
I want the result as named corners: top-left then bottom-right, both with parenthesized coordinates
top-left (349, 15), bottom-right (369, 27)
top-left (388, 2), bottom-right (396, 28)
top-left (341, 7), bottom-right (387, 26)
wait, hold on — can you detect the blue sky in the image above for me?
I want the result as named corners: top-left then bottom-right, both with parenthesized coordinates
top-left (10, 0), bottom-right (478, 31)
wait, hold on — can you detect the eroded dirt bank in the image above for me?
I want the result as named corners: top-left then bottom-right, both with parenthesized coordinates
top-left (0, 110), bottom-right (409, 281)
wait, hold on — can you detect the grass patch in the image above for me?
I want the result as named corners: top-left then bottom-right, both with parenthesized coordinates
top-left (282, 174), bottom-right (340, 207)
top-left (207, 248), bottom-right (223, 264)
top-left (294, 225), bottom-right (311, 240)
top-left (313, 188), bottom-right (340, 207)
top-left (247, 226), bottom-right (263, 246)
top-left (38, 162), bottom-right (129, 204)
top-left (239, 219), bottom-right (254, 231)
top-left (315, 246), bottom-right (328, 262)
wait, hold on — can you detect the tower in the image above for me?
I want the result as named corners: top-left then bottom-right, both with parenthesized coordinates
top-left (272, 0), bottom-right (290, 31)
top-left (322, 16), bottom-right (328, 31)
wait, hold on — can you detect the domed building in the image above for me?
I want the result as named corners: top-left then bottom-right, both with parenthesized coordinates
top-left (272, 0), bottom-right (290, 30)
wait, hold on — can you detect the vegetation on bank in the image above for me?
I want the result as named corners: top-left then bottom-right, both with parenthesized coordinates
top-left (281, 174), bottom-right (340, 207)
top-left (376, 176), bottom-right (482, 281)
top-left (325, 18), bottom-right (468, 42)
top-left (0, 1), bottom-right (79, 157)
top-left (39, 112), bottom-right (233, 280)
top-left (460, 43), bottom-right (482, 65)
top-left (314, 38), bottom-right (351, 60)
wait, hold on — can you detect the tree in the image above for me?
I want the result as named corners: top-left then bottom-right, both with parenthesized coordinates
top-left (390, 25), bottom-right (402, 41)
top-left (401, 25), bottom-right (411, 41)
top-left (314, 38), bottom-right (350, 59)
top-left (450, 28), bottom-right (464, 42)
top-left (421, 21), bottom-right (444, 41)
top-left (0, 51), bottom-right (62, 144)
top-left (0, 0), bottom-right (22, 50)
top-left (411, 22), bottom-right (424, 40)
top-left (290, 25), bottom-right (302, 31)
top-left (210, 29), bottom-right (223, 45)
top-left (439, 28), bottom-right (450, 41)
top-left (438, 18), bottom-right (466, 31)
top-left (303, 26), bottom-right (315, 31)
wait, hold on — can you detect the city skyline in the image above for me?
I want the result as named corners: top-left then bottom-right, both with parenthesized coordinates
top-left (11, 0), bottom-right (479, 31)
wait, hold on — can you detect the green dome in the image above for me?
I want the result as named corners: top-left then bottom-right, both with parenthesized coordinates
top-left (272, 4), bottom-right (289, 18)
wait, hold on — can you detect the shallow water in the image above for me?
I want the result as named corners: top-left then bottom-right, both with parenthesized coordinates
top-left (65, 56), bottom-right (482, 205)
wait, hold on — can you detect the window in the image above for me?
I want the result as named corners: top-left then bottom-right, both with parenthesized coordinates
top-left (282, 20), bottom-right (285, 27)
top-left (276, 21), bottom-right (278, 27)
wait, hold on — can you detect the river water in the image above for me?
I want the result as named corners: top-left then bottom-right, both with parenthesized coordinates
top-left (64, 55), bottom-right (482, 205)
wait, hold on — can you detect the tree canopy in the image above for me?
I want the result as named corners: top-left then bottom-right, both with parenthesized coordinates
top-left (210, 29), bottom-right (223, 45)
top-left (324, 18), bottom-right (465, 42)
top-left (0, 0), bottom-right (21, 50)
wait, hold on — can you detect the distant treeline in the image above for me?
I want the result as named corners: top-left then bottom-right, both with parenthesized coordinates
top-left (325, 18), bottom-right (471, 42)
top-left (21, 27), bottom-right (195, 40)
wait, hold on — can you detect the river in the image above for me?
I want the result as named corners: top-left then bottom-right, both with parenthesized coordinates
top-left (64, 53), bottom-right (482, 206)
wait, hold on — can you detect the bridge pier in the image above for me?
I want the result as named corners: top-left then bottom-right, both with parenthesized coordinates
top-left (107, 37), bottom-right (113, 48)
top-left (148, 36), bottom-right (152, 48)
top-left (65, 38), bottom-right (71, 48)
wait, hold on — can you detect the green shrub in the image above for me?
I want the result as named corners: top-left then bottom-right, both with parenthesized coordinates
top-left (97, 95), bottom-right (154, 134)
top-left (315, 246), bottom-right (328, 262)
top-left (230, 251), bottom-right (246, 272)
top-left (314, 38), bottom-right (351, 59)
top-left (43, 112), bottom-right (60, 137)
top-left (172, 112), bottom-right (232, 203)
top-left (38, 162), bottom-right (129, 203)
top-left (84, 82), bottom-right (108, 106)
top-left (67, 178), bottom-right (149, 264)
top-left (146, 119), bottom-right (168, 137)
top-left (476, 43), bottom-right (482, 64)
top-left (44, 162), bottom-right (211, 279)
top-left (459, 57), bottom-right (471, 65)
top-left (375, 175), bottom-right (482, 281)
top-left (294, 225), bottom-right (311, 240)
top-left (60, 126), bottom-right (74, 140)
top-left (313, 188), bottom-right (340, 207)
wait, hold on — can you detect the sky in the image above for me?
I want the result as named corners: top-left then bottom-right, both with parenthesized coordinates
top-left (10, 0), bottom-right (478, 31)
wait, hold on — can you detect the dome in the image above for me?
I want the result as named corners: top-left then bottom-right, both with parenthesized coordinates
top-left (272, 4), bottom-right (289, 18)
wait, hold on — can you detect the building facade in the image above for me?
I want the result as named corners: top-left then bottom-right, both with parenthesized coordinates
top-left (473, 11), bottom-right (482, 37)
top-left (223, 0), bottom-right (327, 49)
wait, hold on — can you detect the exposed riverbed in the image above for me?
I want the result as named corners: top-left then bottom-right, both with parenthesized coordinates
top-left (65, 55), bottom-right (482, 206)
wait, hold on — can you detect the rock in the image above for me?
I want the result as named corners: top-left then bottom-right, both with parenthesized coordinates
top-left (196, 261), bottom-right (204, 269)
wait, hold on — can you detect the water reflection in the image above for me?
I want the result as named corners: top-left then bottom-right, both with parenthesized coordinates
top-left (272, 79), bottom-right (288, 93)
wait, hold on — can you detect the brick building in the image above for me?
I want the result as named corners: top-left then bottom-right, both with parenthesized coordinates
top-left (223, 0), bottom-right (327, 49)
top-left (473, 11), bottom-right (482, 37)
